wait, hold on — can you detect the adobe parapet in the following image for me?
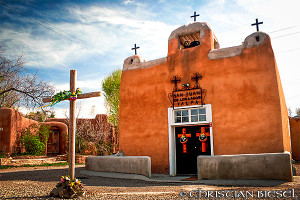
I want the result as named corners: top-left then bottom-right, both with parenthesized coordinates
top-left (123, 22), bottom-right (270, 71)
top-left (208, 31), bottom-right (268, 60)
top-left (123, 55), bottom-right (167, 71)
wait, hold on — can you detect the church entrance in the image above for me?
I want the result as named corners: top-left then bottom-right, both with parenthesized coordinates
top-left (168, 104), bottom-right (213, 176)
top-left (47, 127), bottom-right (60, 154)
top-left (176, 125), bottom-right (211, 175)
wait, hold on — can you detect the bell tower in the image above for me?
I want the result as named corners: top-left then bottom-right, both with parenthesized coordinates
top-left (167, 22), bottom-right (219, 55)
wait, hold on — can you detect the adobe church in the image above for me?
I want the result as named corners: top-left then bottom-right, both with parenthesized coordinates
top-left (118, 20), bottom-right (292, 177)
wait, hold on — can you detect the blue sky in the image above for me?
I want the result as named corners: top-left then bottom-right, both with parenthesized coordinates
top-left (1, 0), bottom-right (300, 117)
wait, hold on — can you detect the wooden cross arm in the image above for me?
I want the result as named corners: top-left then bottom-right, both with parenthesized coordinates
top-left (178, 133), bottom-right (191, 138)
top-left (42, 91), bottom-right (101, 103)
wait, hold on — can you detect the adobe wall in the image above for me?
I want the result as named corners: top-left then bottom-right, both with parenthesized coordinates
top-left (0, 108), bottom-right (38, 154)
top-left (0, 108), bottom-right (69, 155)
top-left (119, 23), bottom-right (290, 174)
top-left (290, 117), bottom-right (300, 160)
top-left (0, 108), bottom-right (12, 154)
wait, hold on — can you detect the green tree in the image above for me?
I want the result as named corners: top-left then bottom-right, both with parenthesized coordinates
top-left (102, 69), bottom-right (122, 130)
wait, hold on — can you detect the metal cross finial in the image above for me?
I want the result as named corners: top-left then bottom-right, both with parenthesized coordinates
top-left (131, 43), bottom-right (140, 55)
top-left (171, 75), bottom-right (181, 91)
top-left (251, 18), bottom-right (263, 32)
top-left (191, 72), bottom-right (202, 88)
top-left (190, 11), bottom-right (200, 22)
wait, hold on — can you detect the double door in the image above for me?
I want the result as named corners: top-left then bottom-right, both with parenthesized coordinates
top-left (176, 125), bottom-right (211, 175)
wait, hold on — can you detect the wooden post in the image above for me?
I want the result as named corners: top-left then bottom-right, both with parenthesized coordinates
top-left (69, 70), bottom-right (76, 179)
top-left (41, 70), bottom-right (101, 180)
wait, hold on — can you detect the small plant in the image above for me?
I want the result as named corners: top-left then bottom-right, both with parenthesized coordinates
top-left (50, 175), bottom-right (85, 198)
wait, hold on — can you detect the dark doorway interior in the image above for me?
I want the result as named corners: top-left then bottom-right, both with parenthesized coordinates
top-left (176, 125), bottom-right (211, 175)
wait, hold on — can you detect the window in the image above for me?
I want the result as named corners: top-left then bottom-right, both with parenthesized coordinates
top-left (191, 108), bottom-right (206, 122)
top-left (174, 108), bottom-right (206, 123)
top-left (175, 110), bottom-right (189, 123)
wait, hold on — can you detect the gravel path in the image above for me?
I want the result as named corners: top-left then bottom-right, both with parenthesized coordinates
top-left (0, 165), bottom-right (300, 199)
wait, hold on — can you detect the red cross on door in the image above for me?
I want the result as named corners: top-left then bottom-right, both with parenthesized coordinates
top-left (178, 128), bottom-right (191, 153)
top-left (196, 127), bottom-right (210, 152)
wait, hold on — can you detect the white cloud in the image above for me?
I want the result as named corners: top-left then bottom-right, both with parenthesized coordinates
top-left (52, 78), bottom-right (102, 92)
top-left (0, 27), bottom-right (89, 69)
top-left (123, 0), bottom-right (134, 5)
top-left (53, 96), bottom-right (106, 118)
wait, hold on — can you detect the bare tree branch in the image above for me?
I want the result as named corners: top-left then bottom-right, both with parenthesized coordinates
top-left (0, 46), bottom-right (55, 111)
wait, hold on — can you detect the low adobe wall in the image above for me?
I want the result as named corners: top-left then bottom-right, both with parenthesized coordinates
top-left (197, 152), bottom-right (293, 181)
top-left (290, 117), bottom-right (300, 160)
top-left (85, 156), bottom-right (151, 178)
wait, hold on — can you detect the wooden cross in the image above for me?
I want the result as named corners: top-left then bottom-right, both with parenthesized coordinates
top-left (196, 127), bottom-right (210, 152)
top-left (251, 18), bottom-right (263, 32)
top-left (42, 70), bottom-right (101, 179)
top-left (178, 128), bottom-right (191, 153)
top-left (191, 11), bottom-right (200, 22)
top-left (131, 43), bottom-right (140, 55)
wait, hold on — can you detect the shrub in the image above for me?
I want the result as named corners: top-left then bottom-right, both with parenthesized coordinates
top-left (20, 124), bottom-right (50, 155)
top-left (20, 134), bottom-right (45, 155)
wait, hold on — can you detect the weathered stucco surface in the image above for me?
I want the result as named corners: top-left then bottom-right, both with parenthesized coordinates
top-left (119, 22), bottom-right (291, 174)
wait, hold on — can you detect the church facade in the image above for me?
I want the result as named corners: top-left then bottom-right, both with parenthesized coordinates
top-left (119, 22), bottom-right (291, 175)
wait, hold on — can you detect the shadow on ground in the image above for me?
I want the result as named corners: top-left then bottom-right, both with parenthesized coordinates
top-left (0, 166), bottom-right (291, 188)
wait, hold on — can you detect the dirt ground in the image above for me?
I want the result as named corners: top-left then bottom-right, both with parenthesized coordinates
top-left (0, 164), bottom-right (299, 199)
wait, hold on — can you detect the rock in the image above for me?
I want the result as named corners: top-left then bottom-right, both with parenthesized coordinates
top-left (58, 190), bottom-right (64, 198)
top-left (56, 182), bottom-right (62, 188)
top-left (50, 188), bottom-right (59, 197)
